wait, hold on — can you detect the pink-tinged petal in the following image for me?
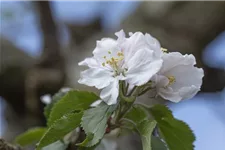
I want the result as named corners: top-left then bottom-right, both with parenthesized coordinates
top-left (78, 68), bottom-right (114, 89)
top-left (100, 79), bottom-right (119, 105)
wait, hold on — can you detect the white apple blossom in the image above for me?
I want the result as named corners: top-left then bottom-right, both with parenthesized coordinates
top-left (40, 87), bottom-right (72, 104)
top-left (152, 52), bottom-right (204, 102)
top-left (41, 94), bottom-right (52, 104)
top-left (78, 30), bottom-right (163, 105)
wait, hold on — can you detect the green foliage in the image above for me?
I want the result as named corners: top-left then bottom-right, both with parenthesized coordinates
top-left (48, 91), bottom-right (99, 126)
top-left (15, 127), bottom-right (47, 147)
top-left (37, 112), bottom-right (83, 150)
top-left (79, 102), bottom-right (117, 147)
top-left (137, 120), bottom-right (157, 150)
top-left (151, 136), bottom-right (167, 150)
top-left (44, 91), bottom-right (68, 120)
top-left (157, 118), bottom-right (195, 150)
top-left (149, 104), bottom-right (173, 120)
top-left (123, 105), bottom-right (160, 150)
top-left (123, 104), bottom-right (149, 125)
top-left (149, 104), bottom-right (195, 150)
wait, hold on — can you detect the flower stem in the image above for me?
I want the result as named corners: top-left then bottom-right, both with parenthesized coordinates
top-left (112, 82), bottom-right (141, 127)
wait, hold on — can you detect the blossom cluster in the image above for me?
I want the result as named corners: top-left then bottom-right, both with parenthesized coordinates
top-left (78, 30), bottom-right (204, 105)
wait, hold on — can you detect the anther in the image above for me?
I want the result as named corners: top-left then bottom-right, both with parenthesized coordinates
top-left (167, 76), bottom-right (176, 85)
top-left (161, 48), bottom-right (168, 53)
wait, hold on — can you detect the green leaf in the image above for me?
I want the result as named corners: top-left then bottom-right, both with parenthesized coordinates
top-left (149, 104), bottom-right (195, 150)
top-left (37, 112), bottom-right (83, 150)
top-left (149, 104), bottom-right (173, 120)
top-left (158, 118), bottom-right (195, 150)
top-left (48, 90), bottom-right (99, 126)
top-left (136, 120), bottom-right (157, 150)
top-left (151, 136), bottom-right (167, 150)
top-left (79, 102), bottom-right (117, 147)
top-left (44, 91), bottom-right (69, 120)
top-left (123, 104), bottom-right (149, 125)
top-left (44, 91), bottom-right (68, 120)
top-left (15, 127), bottom-right (47, 147)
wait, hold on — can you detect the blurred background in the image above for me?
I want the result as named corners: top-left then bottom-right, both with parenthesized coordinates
top-left (0, 1), bottom-right (225, 150)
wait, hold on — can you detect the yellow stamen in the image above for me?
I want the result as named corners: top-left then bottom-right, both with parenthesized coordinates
top-left (117, 52), bottom-right (124, 56)
top-left (161, 47), bottom-right (168, 53)
top-left (101, 51), bottom-right (125, 75)
top-left (167, 76), bottom-right (176, 85)
top-left (119, 56), bottom-right (124, 61)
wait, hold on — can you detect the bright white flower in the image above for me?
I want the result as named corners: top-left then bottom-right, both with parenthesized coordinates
top-left (153, 52), bottom-right (204, 102)
top-left (60, 87), bottom-right (72, 93)
top-left (41, 94), bottom-right (52, 104)
top-left (90, 100), bottom-right (102, 107)
top-left (40, 87), bottom-right (72, 105)
top-left (78, 30), bottom-right (163, 105)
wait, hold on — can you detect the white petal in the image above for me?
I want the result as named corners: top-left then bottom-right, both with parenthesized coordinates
top-left (145, 33), bottom-right (162, 57)
top-left (41, 94), bottom-right (52, 104)
top-left (122, 32), bottom-right (146, 62)
top-left (78, 57), bottom-right (100, 68)
top-left (100, 79), bottom-right (119, 105)
top-left (93, 38), bottom-right (120, 63)
top-left (158, 85), bottom-right (200, 103)
top-left (78, 68), bottom-right (114, 89)
top-left (60, 87), bottom-right (72, 93)
top-left (160, 52), bottom-right (196, 73)
top-left (158, 87), bottom-right (182, 103)
top-left (115, 29), bottom-right (126, 44)
top-left (129, 32), bottom-right (133, 36)
top-left (153, 75), bottom-right (169, 88)
top-left (166, 66), bottom-right (204, 91)
top-left (126, 48), bottom-right (154, 69)
top-left (179, 85), bottom-right (200, 100)
top-left (126, 49), bottom-right (163, 86)
top-left (156, 52), bottom-right (204, 102)
top-left (122, 32), bottom-right (162, 64)
top-left (90, 100), bottom-right (102, 107)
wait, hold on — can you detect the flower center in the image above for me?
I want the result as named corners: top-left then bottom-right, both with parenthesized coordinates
top-left (167, 76), bottom-right (176, 86)
top-left (161, 47), bottom-right (168, 53)
top-left (102, 51), bottom-right (124, 75)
